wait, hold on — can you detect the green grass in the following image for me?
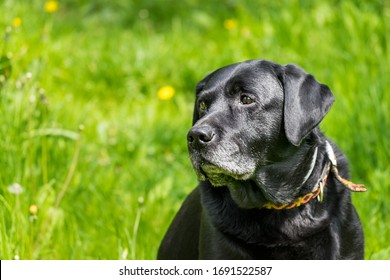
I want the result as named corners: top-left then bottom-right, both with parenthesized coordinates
top-left (0, 0), bottom-right (389, 259)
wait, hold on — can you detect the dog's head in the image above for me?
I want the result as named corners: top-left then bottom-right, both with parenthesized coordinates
top-left (188, 60), bottom-right (334, 208)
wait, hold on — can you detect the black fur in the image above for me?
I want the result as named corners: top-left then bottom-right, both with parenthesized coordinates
top-left (157, 60), bottom-right (364, 260)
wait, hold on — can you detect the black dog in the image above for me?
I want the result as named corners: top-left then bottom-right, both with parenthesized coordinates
top-left (158, 60), bottom-right (366, 260)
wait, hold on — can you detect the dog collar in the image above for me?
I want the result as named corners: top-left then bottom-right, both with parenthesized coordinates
top-left (262, 141), bottom-right (367, 210)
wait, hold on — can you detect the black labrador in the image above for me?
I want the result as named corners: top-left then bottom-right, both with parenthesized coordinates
top-left (158, 60), bottom-right (366, 260)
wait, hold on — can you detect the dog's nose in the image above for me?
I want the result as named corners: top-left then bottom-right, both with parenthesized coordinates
top-left (187, 126), bottom-right (215, 146)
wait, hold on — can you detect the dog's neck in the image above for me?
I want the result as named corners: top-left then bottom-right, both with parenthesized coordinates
top-left (252, 140), bottom-right (365, 210)
top-left (301, 147), bottom-right (318, 186)
top-left (226, 139), bottom-right (323, 209)
top-left (253, 141), bottom-right (323, 207)
top-left (226, 136), bottom-right (366, 210)
top-left (262, 155), bottom-right (331, 210)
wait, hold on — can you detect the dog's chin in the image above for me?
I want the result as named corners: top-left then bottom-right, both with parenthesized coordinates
top-left (191, 158), bottom-right (269, 208)
top-left (193, 163), bottom-right (268, 209)
top-left (195, 162), bottom-right (254, 187)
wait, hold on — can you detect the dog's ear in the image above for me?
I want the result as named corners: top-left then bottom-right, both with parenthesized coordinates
top-left (281, 64), bottom-right (335, 146)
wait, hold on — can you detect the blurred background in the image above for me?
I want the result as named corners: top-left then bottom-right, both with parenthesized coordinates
top-left (0, 0), bottom-right (389, 259)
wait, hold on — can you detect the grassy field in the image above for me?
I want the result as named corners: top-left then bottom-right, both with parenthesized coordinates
top-left (0, 0), bottom-right (389, 260)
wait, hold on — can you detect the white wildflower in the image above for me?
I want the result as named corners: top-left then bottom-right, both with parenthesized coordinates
top-left (7, 183), bottom-right (24, 195)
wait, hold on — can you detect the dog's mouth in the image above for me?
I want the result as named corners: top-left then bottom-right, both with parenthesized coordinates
top-left (193, 162), bottom-right (227, 184)
top-left (194, 162), bottom-right (253, 187)
top-left (197, 162), bottom-right (268, 208)
top-left (188, 155), bottom-right (273, 208)
top-left (200, 163), bottom-right (231, 186)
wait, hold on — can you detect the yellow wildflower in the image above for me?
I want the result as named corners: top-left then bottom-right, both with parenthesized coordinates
top-left (44, 0), bottom-right (59, 13)
top-left (224, 19), bottom-right (238, 31)
top-left (12, 17), bottom-right (22, 28)
top-left (157, 86), bottom-right (175, 101)
top-left (29, 205), bottom-right (38, 215)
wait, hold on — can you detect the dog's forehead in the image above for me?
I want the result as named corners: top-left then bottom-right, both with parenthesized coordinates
top-left (203, 63), bottom-right (241, 87)
top-left (200, 60), bottom-right (280, 94)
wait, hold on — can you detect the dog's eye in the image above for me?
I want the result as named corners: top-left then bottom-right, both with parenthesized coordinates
top-left (199, 101), bottom-right (207, 112)
top-left (240, 95), bottom-right (255, 105)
